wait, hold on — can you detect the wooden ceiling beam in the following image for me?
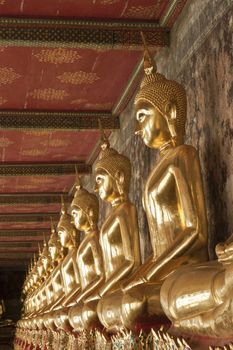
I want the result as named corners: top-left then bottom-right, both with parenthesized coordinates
top-left (0, 111), bottom-right (119, 130)
top-left (0, 17), bottom-right (169, 49)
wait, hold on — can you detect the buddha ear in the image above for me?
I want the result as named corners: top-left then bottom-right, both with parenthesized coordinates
top-left (165, 100), bottom-right (177, 121)
top-left (115, 171), bottom-right (125, 195)
top-left (115, 170), bottom-right (124, 185)
top-left (88, 207), bottom-right (94, 219)
top-left (88, 207), bottom-right (95, 229)
top-left (165, 100), bottom-right (177, 139)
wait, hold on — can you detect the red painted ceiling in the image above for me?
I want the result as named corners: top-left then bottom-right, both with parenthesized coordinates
top-left (0, 0), bottom-right (170, 21)
top-left (0, 130), bottom-right (99, 162)
top-left (0, 175), bottom-right (75, 193)
top-left (0, 203), bottom-right (60, 214)
top-left (0, 47), bottom-right (140, 110)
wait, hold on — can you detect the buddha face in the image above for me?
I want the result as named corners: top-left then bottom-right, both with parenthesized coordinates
top-left (72, 207), bottom-right (90, 232)
top-left (58, 228), bottom-right (69, 248)
top-left (95, 169), bottom-right (118, 203)
top-left (32, 270), bottom-right (38, 284)
top-left (49, 244), bottom-right (58, 261)
top-left (42, 256), bottom-right (49, 271)
top-left (135, 100), bottom-right (171, 148)
top-left (37, 262), bottom-right (43, 277)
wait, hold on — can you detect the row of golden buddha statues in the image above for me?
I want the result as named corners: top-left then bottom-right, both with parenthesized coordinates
top-left (14, 40), bottom-right (233, 350)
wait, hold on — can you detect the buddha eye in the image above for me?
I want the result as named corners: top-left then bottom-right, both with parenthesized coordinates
top-left (96, 176), bottom-right (102, 184)
top-left (136, 109), bottom-right (150, 123)
top-left (136, 112), bottom-right (145, 123)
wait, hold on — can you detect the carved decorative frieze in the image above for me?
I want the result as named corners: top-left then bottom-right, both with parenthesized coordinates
top-left (0, 111), bottom-right (119, 130)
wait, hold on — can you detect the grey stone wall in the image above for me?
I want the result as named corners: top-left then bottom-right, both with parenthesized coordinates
top-left (87, 0), bottom-right (233, 261)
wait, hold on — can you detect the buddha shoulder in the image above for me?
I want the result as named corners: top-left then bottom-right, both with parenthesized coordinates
top-left (174, 144), bottom-right (199, 158)
top-left (77, 231), bottom-right (97, 254)
top-left (101, 201), bottom-right (137, 228)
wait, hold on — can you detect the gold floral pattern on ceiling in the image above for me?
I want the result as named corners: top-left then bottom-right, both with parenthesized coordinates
top-left (57, 71), bottom-right (100, 85)
top-left (51, 153), bottom-right (70, 159)
top-left (122, 4), bottom-right (163, 19)
top-left (84, 102), bottom-right (113, 110)
top-left (16, 184), bottom-right (39, 190)
top-left (0, 137), bottom-right (14, 148)
top-left (28, 88), bottom-right (69, 101)
top-left (20, 149), bottom-right (47, 157)
top-left (0, 178), bottom-right (9, 186)
top-left (70, 98), bottom-right (88, 105)
top-left (92, 0), bottom-right (119, 4)
top-left (33, 49), bottom-right (81, 65)
top-left (0, 97), bottom-right (7, 106)
top-left (40, 138), bottom-right (71, 148)
top-left (0, 67), bottom-right (21, 85)
top-left (24, 131), bottom-right (52, 137)
top-left (30, 177), bottom-right (56, 185)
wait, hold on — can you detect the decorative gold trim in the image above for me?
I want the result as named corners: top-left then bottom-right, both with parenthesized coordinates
top-left (0, 111), bottom-right (119, 130)
top-left (0, 163), bottom-right (90, 176)
top-left (0, 17), bottom-right (168, 49)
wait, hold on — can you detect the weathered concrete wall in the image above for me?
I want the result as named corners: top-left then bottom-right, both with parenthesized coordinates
top-left (88, 0), bottom-right (233, 261)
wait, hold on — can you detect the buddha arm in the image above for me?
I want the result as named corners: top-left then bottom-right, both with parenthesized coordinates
top-left (99, 213), bottom-right (135, 297)
top-left (77, 241), bottom-right (104, 302)
top-left (144, 164), bottom-right (198, 281)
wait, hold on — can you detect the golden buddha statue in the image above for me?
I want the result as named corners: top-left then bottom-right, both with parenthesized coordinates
top-left (160, 230), bottom-right (233, 337)
top-left (58, 196), bottom-right (78, 251)
top-left (24, 260), bottom-right (36, 317)
top-left (41, 237), bottom-right (53, 279)
top-left (89, 128), bottom-right (141, 331)
top-left (37, 244), bottom-right (45, 286)
top-left (48, 218), bottom-right (64, 268)
top-left (59, 196), bottom-right (80, 308)
top-left (45, 220), bottom-right (64, 310)
top-left (68, 175), bottom-right (104, 331)
top-left (36, 238), bottom-right (52, 313)
top-left (50, 197), bottom-right (80, 332)
top-left (31, 245), bottom-right (45, 315)
top-left (120, 36), bottom-right (208, 330)
top-left (31, 255), bottom-right (39, 289)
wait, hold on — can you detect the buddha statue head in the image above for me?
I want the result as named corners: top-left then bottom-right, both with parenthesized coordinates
top-left (37, 244), bottom-right (44, 279)
top-left (41, 237), bottom-right (52, 273)
top-left (94, 125), bottom-right (131, 205)
top-left (48, 218), bottom-right (63, 266)
top-left (134, 33), bottom-right (187, 149)
top-left (32, 254), bottom-right (39, 286)
top-left (57, 196), bottom-right (78, 250)
top-left (71, 174), bottom-right (99, 233)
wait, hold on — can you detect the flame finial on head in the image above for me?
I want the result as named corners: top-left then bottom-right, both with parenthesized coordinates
top-left (141, 31), bottom-right (157, 76)
top-left (74, 165), bottom-right (82, 191)
top-left (43, 233), bottom-right (47, 247)
top-left (50, 217), bottom-right (56, 233)
top-left (38, 243), bottom-right (42, 256)
top-left (61, 195), bottom-right (66, 215)
top-left (98, 118), bottom-right (110, 150)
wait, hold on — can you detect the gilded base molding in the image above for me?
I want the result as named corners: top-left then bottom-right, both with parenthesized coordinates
top-left (14, 327), bottom-right (233, 350)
